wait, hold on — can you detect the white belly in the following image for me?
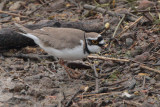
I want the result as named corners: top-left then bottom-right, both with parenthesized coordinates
top-left (43, 45), bottom-right (88, 60)
top-left (21, 33), bottom-right (89, 60)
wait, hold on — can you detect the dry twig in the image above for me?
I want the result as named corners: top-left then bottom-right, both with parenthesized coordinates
top-left (117, 16), bottom-right (143, 38)
top-left (77, 91), bottom-right (121, 98)
top-left (88, 55), bottom-right (130, 62)
top-left (28, 0), bottom-right (54, 16)
top-left (92, 63), bottom-right (99, 92)
top-left (65, 89), bottom-right (83, 107)
top-left (83, 4), bottom-right (106, 14)
top-left (124, 100), bottom-right (142, 107)
top-left (140, 64), bottom-right (160, 74)
top-left (112, 14), bottom-right (126, 38)
top-left (0, 10), bottom-right (27, 18)
top-left (0, 66), bottom-right (5, 72)
top-left (107, 78), bottom-right (129, 86)
top-left (131, 9), bottom-right (160, 13)
top-left (88, 55), bottom-right (160, 74)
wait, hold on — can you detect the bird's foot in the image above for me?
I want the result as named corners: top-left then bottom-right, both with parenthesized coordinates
top-left (59, 59), bottom-right (81, 79)
top-left (64, 66), bottom-right (81, 79)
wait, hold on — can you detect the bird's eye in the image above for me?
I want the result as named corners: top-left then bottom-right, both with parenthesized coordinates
top-left (92, 40), bottom-right (98, 44)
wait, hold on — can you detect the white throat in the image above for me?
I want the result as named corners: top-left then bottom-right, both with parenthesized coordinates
top-left (87, 45), bottom-right (102, 53)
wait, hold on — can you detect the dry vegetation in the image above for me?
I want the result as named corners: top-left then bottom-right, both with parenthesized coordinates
top-left (0, 0), bottom-right (160, 107)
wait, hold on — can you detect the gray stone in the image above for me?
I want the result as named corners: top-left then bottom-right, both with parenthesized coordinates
top-left (126, 38), bottom-right (133, 47)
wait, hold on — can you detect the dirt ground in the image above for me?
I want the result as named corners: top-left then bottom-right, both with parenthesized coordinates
top-left (0, 0), bottom-right (160, 107)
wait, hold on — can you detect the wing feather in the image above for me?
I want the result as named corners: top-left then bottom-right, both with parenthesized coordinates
top-left (33, 28), bottom-right (85, 49)
top-left (15, 23), bottom-right (99, 50)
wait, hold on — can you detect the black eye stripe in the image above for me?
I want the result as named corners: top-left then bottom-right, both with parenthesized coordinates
top-left (97, 37), bottom-right (103, 41)
top-left (87, 37), bottom-right (104, 46)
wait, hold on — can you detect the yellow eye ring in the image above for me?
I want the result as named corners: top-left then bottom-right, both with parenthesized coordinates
top-left (92, 40), bottom-right (98, 44)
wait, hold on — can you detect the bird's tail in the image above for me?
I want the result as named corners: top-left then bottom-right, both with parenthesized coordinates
top-left (14, 23), bottom-right (40, 45)
top-left (14, 23), bottom-right (33, 34)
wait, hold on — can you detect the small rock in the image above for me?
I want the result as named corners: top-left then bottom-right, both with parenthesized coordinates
top-left (125, 79), bottom-right (136, 90)
top-left (134, 52), bottom-right (150, 62)
top-left (126, 38), bottom-right (133, 47)
top-left (150, 78), bottom-right (156, 84)
top-left (120, 32), bottom-right (135, 40)
top-left (145, 76), bottom-right (151, 80)
top-left (130, 46), bottom-right (143, 57)
top-left (103, 60), bottom-right (115, 67)
top-left (49, 0), bottom-right (65, 10)
top-left (9, 1), bottom-right (25, 11)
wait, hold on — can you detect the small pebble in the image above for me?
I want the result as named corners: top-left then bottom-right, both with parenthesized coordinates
top-left (125, 79), bottom-right (136, 90)
top-left (150, 78), bottom-right (156, 84)
top-left (126, 38), bottom-right (133, 47)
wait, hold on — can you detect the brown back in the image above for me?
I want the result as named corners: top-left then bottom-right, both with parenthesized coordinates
top-left (32, 27), bottom-right (99, 49)
top-left (15, 23), bottom-right (99, 50)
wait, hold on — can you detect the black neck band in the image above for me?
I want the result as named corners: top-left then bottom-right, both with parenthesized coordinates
top-left (83, 32), bottom-right (91, 54)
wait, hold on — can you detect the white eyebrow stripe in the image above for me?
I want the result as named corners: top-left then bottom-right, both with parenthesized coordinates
top-left (98, 34), bottom-right (102, 37)
top-left (87, 34), bottom-right (102, 40)
top-left (87, 37), bottom-right (97, 40)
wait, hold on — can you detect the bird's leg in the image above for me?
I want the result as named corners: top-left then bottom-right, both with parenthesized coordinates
top-left (59, 59), bottom-right (81, 79)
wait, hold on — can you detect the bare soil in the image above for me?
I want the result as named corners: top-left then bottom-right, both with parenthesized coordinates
top-left (0, 0), bottom-right (160, 107)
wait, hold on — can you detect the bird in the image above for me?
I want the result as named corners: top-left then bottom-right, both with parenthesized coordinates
top-left (14, 23), bottom-right (105, 78)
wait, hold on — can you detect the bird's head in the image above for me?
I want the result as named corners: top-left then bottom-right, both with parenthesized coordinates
top-left (86, 34), bottom-right (105, 53)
